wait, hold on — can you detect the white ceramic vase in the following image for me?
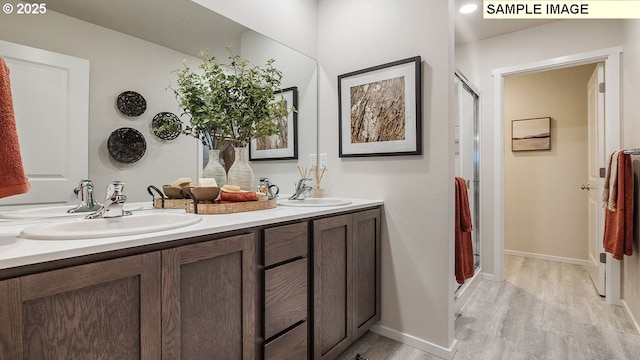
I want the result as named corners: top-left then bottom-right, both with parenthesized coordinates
top-left (202, 149), bottom-right (227, 187)
top-left (227, 145), bottom-right (254, 191)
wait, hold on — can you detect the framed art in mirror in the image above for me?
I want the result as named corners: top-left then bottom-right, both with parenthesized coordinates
top-left (338, 56), bottom-right (422, 157)
top-left (250, 86), bottom-right (298, 161)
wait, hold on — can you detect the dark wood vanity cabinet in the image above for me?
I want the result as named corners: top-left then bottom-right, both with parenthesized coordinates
top-left (0, 206), bottom-right (381, 360)
top-left (262, 222), bottom-right (309, 360)
top-left (0, 233), bottom-right (256, 360)
top-left (0, 253), bottom-right (163, 360)
top-left (162, 233), bottom-right (256, 360)
top-left (312, 208), bottom-right (381, 360)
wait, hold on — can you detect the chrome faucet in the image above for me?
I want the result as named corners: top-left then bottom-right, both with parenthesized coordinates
top-left (86, 181), bottom-right (132, 219)
top-left (289, 178), bottom-right (313, 200)
top-left (68, 180), bottom-right (102, 213)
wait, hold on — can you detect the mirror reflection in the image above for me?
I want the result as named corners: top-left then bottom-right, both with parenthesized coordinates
top-left (0, 0), bottom-right (317, 205)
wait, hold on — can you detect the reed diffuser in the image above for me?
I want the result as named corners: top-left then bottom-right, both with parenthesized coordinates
top-left (312, 165), bottom-right (326, 198)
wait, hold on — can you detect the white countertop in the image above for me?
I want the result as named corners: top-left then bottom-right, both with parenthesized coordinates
top-left (0, 198), bottom-right (382, 271)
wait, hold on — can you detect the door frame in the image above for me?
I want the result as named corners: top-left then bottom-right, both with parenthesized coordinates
top-left (491, 46), bottom-right (622, 305)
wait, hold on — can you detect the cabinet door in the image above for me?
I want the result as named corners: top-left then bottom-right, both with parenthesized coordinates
top-left (162, 234), bottom-right (256, 360)
top-left (313, 214), bottom-right (353, 360)
top-left (0, 253), bottom-right (162, 360)
top-left (352, 208), bottom-right (381, 339)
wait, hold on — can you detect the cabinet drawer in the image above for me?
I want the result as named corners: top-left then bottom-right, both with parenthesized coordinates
top-left (263, 222), bottom-right (308, 266)
top-left (264, 321), bottom-right (308, 360)
top-left (264, 258), bottom-right (307, 339)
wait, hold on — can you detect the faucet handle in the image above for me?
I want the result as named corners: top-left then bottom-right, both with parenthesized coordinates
top-left (106, 181), bottom-right (126, 197)
top-left (74, 179), bottom-right (93, 195)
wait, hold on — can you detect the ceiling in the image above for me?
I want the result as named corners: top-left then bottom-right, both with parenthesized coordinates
top-left (28, 0), bottom-right (248, 58)
top-left (33, 0), bottom-right (555, 55)
top-left (454, 0), bottom-right (557, 45)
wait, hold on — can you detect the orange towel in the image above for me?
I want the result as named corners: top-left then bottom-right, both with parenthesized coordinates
top-left (603, 151), bottom-right (633, 260)
top-left (0, 57), bottom-right (30, 199)
top-left (455, 176), bottom-right (474, 284)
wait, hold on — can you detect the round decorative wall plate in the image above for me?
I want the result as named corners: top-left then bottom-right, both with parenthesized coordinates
top-left (116, 91), bottom-right (147, 117)
top-left (107, 127), bottom-right (146, 164)
top-left (152, 112), bottom-right (182, 140)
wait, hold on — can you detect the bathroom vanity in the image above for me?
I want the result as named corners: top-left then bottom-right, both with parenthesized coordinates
top-left (0, 199), bottom-right (382, 360)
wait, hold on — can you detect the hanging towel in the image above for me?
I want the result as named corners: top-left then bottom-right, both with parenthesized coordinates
top-left (603, 151), bottom-right (633, 260)
top-left (455, 177), bottom-right (474, 284)
top-left (0, 57), bottom-right (30, 199)
top-left (602, 150), bottom-right (620, 211)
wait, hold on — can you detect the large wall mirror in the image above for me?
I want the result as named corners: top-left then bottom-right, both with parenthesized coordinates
top-left (0, 0), bottom-right (317, 205)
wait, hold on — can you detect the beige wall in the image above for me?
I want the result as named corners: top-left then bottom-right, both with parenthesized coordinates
top-left (504, 65), bottom-right (594, 261)
top-left (456, 20), bottom-right (624, 276)
top-left (622, 19), bottom-right (640, 331)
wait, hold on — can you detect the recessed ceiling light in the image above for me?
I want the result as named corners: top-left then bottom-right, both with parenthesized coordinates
top-left (459, 3), bottom-right (478, 14)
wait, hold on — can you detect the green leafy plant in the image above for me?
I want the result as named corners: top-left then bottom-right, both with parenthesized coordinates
top-left (166, 46), bottom-right (291, 148)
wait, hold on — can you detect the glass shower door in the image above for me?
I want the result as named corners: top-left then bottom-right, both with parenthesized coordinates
top-left (454, 72), bottom-right (480, 288)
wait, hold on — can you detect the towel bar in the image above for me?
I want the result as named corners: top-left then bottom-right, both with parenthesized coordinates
top-left (623, 148), bottom-right (640, 155)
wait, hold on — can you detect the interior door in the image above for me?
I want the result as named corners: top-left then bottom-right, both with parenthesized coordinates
top-left (585, 62), bottom-right (605, 296)
top-left (0, 40), bottom-right (89, 206)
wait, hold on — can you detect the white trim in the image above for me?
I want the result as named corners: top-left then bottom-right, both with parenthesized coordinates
top-left (492, 46), bottom-right (623, 305)
top-left (370, 325), bottom-right (458, 360)
top-left (622, 300), bottom-right (640, 335)
top-left (504, 250), bottom-right (590, 267)
top-left (482, 273), bottom-right (498, 282)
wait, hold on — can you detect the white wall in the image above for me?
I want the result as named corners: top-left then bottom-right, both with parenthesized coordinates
top-left (0, 9), bottom-right (208, 202)
top-left (621, 19), bottom-right (640, 332)
top-left (241, 30), bottom-right (318, 194)
top-left (318, 0), bottom-right (456, 354)
top-left (504, 65), bottom-right (593, 261)
top-left (456, 20), bottom-right (624, 276)
top-left (193, 0), bottom-right (318, 59)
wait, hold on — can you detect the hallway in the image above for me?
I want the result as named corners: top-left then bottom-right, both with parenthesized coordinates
top-left (338, 255), bottom-right (640, 359)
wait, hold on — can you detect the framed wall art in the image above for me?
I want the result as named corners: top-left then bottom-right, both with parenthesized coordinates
top-left (250, 86), bottom-right (298, 161)
top-left (338, 56), bottom-right (422, 157)
top-left (511, 117), bottom-right (551, 151)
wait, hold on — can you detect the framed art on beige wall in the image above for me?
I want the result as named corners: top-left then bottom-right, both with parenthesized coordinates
top-left (511, 117), bottom-right (551, 151)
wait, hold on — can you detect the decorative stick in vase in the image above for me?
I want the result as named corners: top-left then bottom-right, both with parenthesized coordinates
top-left (313, 165), bottom-right (326, 198)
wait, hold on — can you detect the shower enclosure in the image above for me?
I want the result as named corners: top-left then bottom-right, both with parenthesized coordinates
top-left (454, 71), bottom-right (480, 294)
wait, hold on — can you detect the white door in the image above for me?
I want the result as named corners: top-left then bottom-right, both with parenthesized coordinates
top-left (585, 63), bottom-right (605, 296)
top-left (0, 40), bottom-right (89, 206)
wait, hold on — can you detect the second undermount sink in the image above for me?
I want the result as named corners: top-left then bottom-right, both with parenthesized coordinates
top-left (278, 198), bottom-right (352, 207)
top-left (20, 213), bottom-right (202, 240)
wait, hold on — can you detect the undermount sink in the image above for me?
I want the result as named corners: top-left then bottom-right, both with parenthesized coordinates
top-left (278, 198), bottom-right (352, 207)
top-left (0, 204), bottom-right (143, 220)
top-left (20, 213), bottom-right (202, 240)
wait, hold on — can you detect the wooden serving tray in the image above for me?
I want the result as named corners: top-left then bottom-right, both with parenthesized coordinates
top-left (186, 198), bottom-right (277, 214)
top-left (153, 198), bottom-right (188, 209)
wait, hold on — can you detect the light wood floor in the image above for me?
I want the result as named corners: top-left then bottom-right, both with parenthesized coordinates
top-left (337, 255), bottom-right (640, 360)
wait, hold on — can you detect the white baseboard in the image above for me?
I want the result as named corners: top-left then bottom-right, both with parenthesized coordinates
top-left (504, 249), bottom-right (590, 267)
top-left (482, 273), bottom-right (497, 282)
top-left (622, 300), bottom-right (640, 334)
top-left (370, 325), bottom-right (457, 360)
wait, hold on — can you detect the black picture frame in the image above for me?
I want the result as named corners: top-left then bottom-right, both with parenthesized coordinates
top-left (250, 86), bottom-right (298, 161)
top-left (338, 56), bottom-right (422, 157)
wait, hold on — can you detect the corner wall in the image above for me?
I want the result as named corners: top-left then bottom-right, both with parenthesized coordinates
top-left (318, 0), bottom-right (456, 355)
top-left (192, 0), bottom-right (318, 59)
